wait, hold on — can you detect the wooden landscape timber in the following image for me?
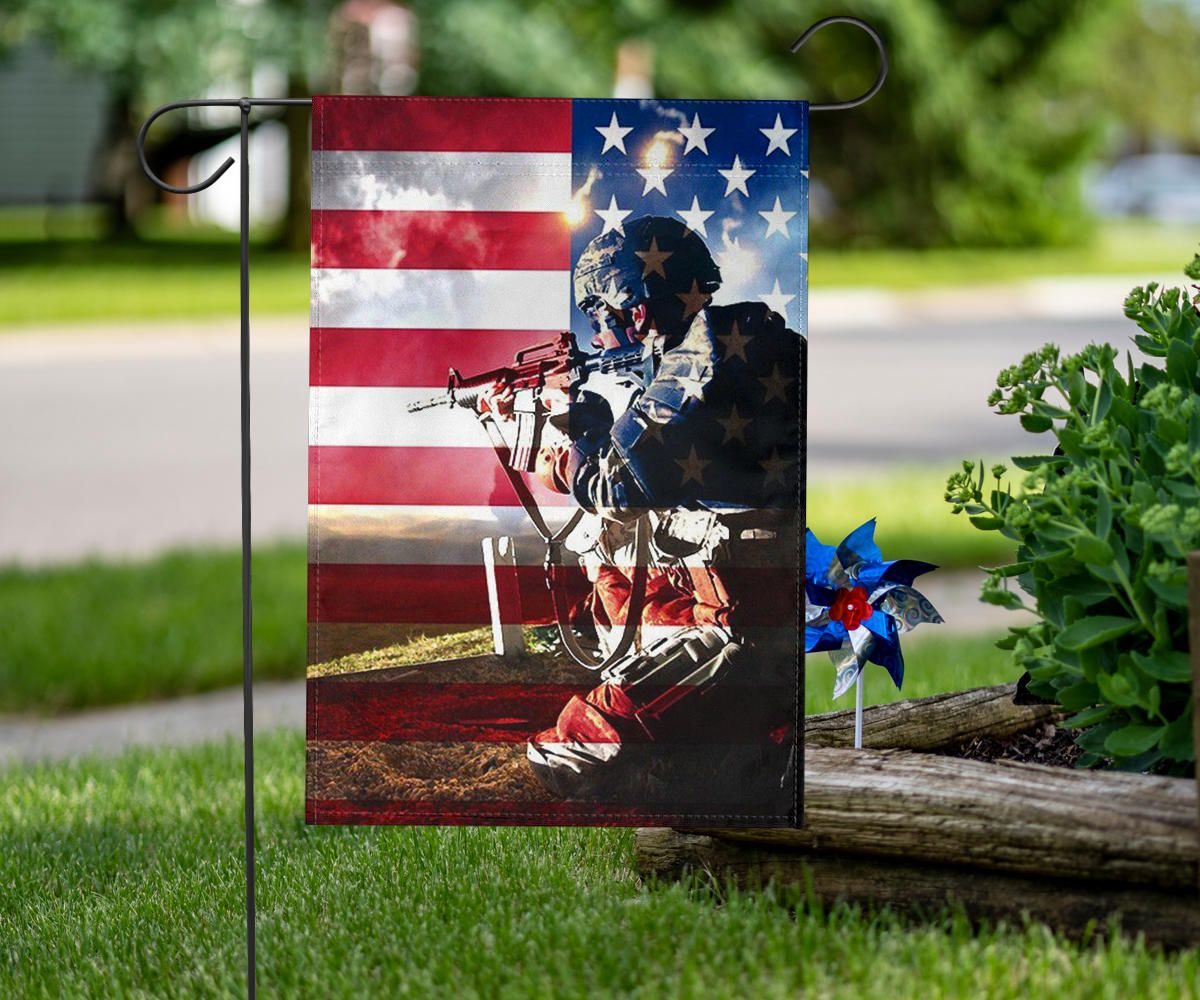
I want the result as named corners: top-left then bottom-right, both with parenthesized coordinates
top-left (635, 684), bottom-right (1200, 945)
top-left (803, 683), bottom-right (1058, 751)
top-left (637, 829), bottom-right (1200, 948)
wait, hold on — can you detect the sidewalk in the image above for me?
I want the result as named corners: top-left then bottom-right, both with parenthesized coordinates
top-left (809, 273), bottom-right (1148, 330)
top-left (0, 681), bottom-right (305, 766)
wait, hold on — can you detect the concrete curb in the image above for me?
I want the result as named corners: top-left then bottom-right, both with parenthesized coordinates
top-left (809, 274), bottom-right (1153, 331)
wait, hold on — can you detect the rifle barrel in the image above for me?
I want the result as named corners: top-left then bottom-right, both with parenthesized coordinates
top-left (405, 395), bottom-right (451, 413)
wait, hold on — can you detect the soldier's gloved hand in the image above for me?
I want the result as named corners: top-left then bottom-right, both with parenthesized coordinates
top-left (476, 378), bottom-right (514, 419)
top-left (565, 390), bottom-right (614, 440)
top-left (535, 444), bottom-right (573, 494)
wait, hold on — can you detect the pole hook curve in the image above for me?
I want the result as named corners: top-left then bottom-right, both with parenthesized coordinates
top-left (792, 16), bottom-right (888, 112)
top-left (136, 98), bottom-right (245, 194)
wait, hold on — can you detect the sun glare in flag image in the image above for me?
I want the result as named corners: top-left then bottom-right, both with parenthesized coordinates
top-left (307, 96), bottom-right (807, 826)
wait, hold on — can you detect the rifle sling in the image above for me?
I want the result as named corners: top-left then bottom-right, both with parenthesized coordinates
top-left (477, 412), bottom-right (647, 671)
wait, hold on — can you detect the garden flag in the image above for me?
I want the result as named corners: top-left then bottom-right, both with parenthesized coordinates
top-left (307, 96), bottom-right (807, 826)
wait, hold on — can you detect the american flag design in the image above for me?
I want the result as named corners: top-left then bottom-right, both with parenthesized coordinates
top-left (307, 96), bottom-right (806, 826)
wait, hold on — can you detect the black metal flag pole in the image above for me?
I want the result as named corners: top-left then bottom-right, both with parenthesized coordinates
top-left (133, 18), bottom-right (885, 1000)
top-left (138, 95), bottom-right (311, 1000)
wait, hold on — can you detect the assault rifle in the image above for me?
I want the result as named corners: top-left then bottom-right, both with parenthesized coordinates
top-left (405, 332), bottom-right (645, 471)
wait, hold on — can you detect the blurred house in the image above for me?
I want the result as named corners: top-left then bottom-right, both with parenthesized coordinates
top-left (0, 43), bottom-right (110, 207)
top-left (330, 0), bottom-right (418, 96)
top-left (190, 0), bottom-right (419, 233)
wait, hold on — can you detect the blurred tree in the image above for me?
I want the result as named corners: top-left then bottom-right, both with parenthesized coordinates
top-left (1094, 0), bottom-right (1200, 154)
top-left (407, 0), bottom-right (1133, 247)
top-left (2, 0), bottom-right (1148, 247)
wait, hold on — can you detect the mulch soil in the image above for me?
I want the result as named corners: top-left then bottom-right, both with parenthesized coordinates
top-left (947, 721), bottom-right (1084, 769)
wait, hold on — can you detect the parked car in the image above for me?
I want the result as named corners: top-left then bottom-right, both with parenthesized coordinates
top-left (1087, 153), bottom-right (1200, 223)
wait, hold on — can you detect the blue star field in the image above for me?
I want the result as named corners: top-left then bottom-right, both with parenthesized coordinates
top-left (567, 98), bottom-right (808, 347)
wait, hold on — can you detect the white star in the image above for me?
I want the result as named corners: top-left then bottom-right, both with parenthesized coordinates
top-left (676, 279), bottom-right (710, 319)
top-left (759, 364), bottom-right (794, 404)
top-left (759, 196), bottom-right (797, 239)
top-left (676, 446), bottom-right (710, 486)
top-left (717, 155), bottom-right (755, 197)
top-left (634, 237), bottom-right (673, 278)
top-left (601, 277), bottom-right (627, 309)
top-left (761, 449), bottom-right (792, 487)
top-left (595, 112), bottom-right (633, 154)
top-left (677, 112), bottom-right (715, 155)
top-left (635, 163), bottom-right (674, 197)
top-left (717, 405), bottom-right (752, 444)
top-left (676, 196), bottom-right (713, 238)
top-left (717, 320), bottom-right (752, 362)
top-left (680, 362), bottom-right (707, 403)
top-left (760, 113), bottom-right (798, 156)
top-left (759, 279), bottom-right (795, 323)
top-left (595, 195), bottom-right (631, 235)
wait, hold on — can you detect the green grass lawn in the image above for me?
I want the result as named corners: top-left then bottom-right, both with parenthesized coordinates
top-left (0, 211), bottom-right (1194, 327)
top-left (0, 465), bottom-right (1014, 715)
top-left (2, 728), bottom-right (1196, 998)
top-left (814, 220), bottom-right (1198, 290)
top-left (0, 235), bottom-right (308, 326)
top-left (806, 630), bottom-right (1015, 715)
top-left (808, 465), bottom-right (1013, 571)
top-left (0, 542), bottom-right (309, 714)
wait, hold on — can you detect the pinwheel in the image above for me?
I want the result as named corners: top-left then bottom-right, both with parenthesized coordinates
top-left (805, 519), bottom-right (943, 745)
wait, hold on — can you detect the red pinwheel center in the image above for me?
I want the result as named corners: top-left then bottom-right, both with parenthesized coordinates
top-left (829, 585), bottom-right (871, 632)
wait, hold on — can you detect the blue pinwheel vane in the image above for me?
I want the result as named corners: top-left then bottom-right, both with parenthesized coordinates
top-left (805, 520), bottom-right (944, 745)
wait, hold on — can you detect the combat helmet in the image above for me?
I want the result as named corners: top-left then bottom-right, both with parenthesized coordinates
top-left (574, 215), bottom-right (722, 322)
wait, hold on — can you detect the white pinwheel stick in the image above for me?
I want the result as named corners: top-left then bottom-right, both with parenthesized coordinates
top-left (855, 670), bottom-right (864, 749)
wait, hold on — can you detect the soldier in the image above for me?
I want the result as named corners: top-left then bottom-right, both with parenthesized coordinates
top-left (486, 215), bottom-right (803, 809)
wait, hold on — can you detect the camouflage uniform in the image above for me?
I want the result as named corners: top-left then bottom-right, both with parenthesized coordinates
top-left (527, 216), bottom-right (803, 807)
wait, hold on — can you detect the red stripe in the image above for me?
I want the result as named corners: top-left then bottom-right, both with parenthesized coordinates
top-left (310, 329), bottom-right (563, 387)
top-left (313, 96), bottom-right (572, 152)
top-left (308, 563), bottom-right (798, 626)
top-left (312, 210), bottom-right (570, 271)
top-left (309, 681), bottom-right (581, 742)
top-left (309, 446), bottom-right (571, 507)
top-left (309, 563), bottom-right (558, 625)
top-left (307, 679), bottom-right (794, 743)
top-left (306, 798), bottom-right (792, 827)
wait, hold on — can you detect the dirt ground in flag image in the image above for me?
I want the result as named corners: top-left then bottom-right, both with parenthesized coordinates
top-left (307, 96), bottom-right (806, 826)
top-left (307, 644), bottom-right (596, 809)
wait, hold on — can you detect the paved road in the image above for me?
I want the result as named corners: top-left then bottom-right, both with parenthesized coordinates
top-left (0, 309), bottom-right (1131, 563)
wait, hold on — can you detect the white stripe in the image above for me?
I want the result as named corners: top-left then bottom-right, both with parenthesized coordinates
top-left (308, 504), bottom-right (572, 565)
top-left (309, 386), bottom-right (495, 447)
top-left (311, 268), bottom-right (570, 330)
top-left (312, 151), bottom-right (571, 213)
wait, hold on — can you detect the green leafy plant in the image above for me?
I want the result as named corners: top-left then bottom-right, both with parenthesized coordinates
top-left (946, 253), bottom-right (1200, 774)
